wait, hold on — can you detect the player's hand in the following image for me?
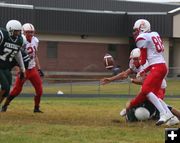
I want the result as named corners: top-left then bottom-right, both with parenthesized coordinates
top-left (19, 71), bottom-right (26, 80)
top-left (121, 71), bottom-right (128, 79)
top-left (136, 70), bottom-right (146, 78)
top-left (38, 69), bottom-right (44, 77)
top-left (100, 78), bottom-right (112, 85)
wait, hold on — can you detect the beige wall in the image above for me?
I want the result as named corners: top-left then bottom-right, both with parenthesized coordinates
top-left (162, 38), bottom-right (169, 67)
top-left (173, 13), bottom-right (180, 38)
top-left (173, 39), bottom-right (180, 67)
top-left (38, 34), bottom-right (129, 44)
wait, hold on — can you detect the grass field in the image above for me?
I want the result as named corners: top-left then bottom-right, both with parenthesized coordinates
top-left (0, 97), bottom-right (180, 143)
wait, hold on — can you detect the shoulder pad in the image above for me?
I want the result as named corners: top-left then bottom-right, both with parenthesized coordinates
top-left (33, 36), bottom-right (39, 43)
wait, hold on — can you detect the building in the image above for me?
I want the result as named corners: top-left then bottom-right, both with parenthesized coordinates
top-left (0, 0), bottom-right (180, 75)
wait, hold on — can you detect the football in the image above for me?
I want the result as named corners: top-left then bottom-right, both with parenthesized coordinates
top-left (134, 107), bottom-right (150, 121)
top-left (103, 54), bottom-right (114, 70)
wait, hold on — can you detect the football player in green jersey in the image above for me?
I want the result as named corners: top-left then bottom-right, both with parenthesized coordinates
top-left (0, 19), bottom-right (26, 104)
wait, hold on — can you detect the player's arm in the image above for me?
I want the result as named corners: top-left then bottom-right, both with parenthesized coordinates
top-left (0, 30), bottom-right (5, 46)
top-left (136, 36), bottom-right (147, 65)
top-left (35, 52), bottom-right (41, 70)
top-left (131, 71), bottom-right (147, 85)
top-left (35, 51), bottom-right (44, 77)
top-left (100, 68), bottom-right (132, 85)
top-left (15, 51), bottom-right (26, 79)
top-left (171, 107), bottom-right (180, 120)
top-left (131, 78), bottom-right (143, 85)
top-left (15, 51), bottom-right (25, 72)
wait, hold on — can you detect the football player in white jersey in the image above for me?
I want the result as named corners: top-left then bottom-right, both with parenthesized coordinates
top-left (101, 48), bottom-right (166, 100)
top-left (1, 23), bottom-right (44, 113)
top-left (101, 48), bottom-right (179, 126)
top-left (122, 49), bottom-right (179, 126)
top-left (131, 19), bottom-right (173, 125)
top-left (101, 48), bottom-right (143, 85)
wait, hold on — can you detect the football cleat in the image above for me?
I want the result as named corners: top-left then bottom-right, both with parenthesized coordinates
top-left (1, 105), bottom-right (8, 112)
top-left (166, 116), bottom-right (180, 126)
top-left (156, 113), bottom-right (173, 126)
top-left (120, 108), bottom-right (126, 117)
top-left (34, 108), bottom-right (43, 113)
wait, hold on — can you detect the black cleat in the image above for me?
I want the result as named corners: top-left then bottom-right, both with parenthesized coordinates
top-left (34, 108), bottom-right (43, 113)
top-left (1, 106), bottom-right (8, 112)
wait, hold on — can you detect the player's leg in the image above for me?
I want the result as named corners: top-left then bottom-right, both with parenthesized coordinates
top-left (160, 103), bottom-right (180, 126)
top-left (29, 68), bottom-right (43, 113)
top-left (141, 100), bottom-right (179, 126)
top-left (171, 107), bottom-right (180, 120)
top-left (0, 69), bottom-right (12, 104)
top-left (141, 64), bottom-right (173, 125)
top-left (1, 74), bottom-right (26, 112)
top-left (156, 88), bottom-right (165, 100)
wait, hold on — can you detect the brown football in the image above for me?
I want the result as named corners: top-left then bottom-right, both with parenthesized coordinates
top-left (103, 54), bottom-right (114, 70)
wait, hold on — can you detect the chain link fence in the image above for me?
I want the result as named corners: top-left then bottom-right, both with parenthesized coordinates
top-left (14, 70), bottom-right (180, 96)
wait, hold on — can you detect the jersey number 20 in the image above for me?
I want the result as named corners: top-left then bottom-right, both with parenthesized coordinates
top-left (152, 36), bottom-right (164, 53)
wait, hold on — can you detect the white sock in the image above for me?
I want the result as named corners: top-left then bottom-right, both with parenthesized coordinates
top-left (147, 92), bottom-right (166, 114)
top-left (159, 99), bottom-right (174, 116)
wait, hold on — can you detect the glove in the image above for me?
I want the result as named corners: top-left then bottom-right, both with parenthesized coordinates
top-left (38, 69), bottom-right (44, 77)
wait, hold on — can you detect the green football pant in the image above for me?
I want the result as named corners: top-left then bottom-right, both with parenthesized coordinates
top-left (0, 69), bottom-right (12, 97)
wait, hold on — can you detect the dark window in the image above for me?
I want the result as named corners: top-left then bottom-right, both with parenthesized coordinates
top-left (108, 44), bottom-right (117, 58)
top-left (47, 41), bottom-right (58, 58)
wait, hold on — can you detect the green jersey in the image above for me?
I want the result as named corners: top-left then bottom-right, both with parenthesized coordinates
top-left (0, 28), bottom-right (23, 69)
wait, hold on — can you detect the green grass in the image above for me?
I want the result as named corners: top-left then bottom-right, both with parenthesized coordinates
top-left (0, 98), bottom-right (179, 143)
top-left (20, 79), bottom-right (180, 95)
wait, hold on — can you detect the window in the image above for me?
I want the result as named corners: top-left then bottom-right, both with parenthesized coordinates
top-left (47, 41), bottom-right (58, 59)
top-left (108, 44), bottom-right (117, 58)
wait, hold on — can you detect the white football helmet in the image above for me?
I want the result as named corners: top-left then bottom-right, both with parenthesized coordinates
top-left (6, 20), bottom-right (22, 36)
top-left (135, 107), bottom-right (150, 121)
top-left (129, 48), bottom-right (141, 59)
top-left (22, 23), bottom-right (35, 32)
top-left (133, 19), bottom-right (151, 33)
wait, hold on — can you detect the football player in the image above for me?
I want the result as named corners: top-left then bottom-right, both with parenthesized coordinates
top-left (130, 19), bottom-right (173, 125)
top-left (0, 20), bottom-right (26, 105)
top-left (101, 48), bottom-right (179, 126)
top-left (121, 49), bottom-right (179, 126)
top-left (1, 23), bottom-right (44, 113)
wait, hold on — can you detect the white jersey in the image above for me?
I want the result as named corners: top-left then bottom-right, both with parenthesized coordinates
top-left (136, 32), bottom-right (165, 66)
top-left (23, 36), bottom-right (39, 69)
top-left (129, 59), bottom-right (167, 89)
top-left (129, 59), bottom-right (149, 74)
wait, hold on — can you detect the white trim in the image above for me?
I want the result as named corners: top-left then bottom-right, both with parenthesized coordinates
top-left (168, 7), bottom-right (180, 13)
top-left (36, 7), bottom-right (126, 14)
top-left (0, 30), bottom-right (4, 45)
top-left (127, 12), bottom-right (167, 15)
top-left (0, 3), bottom-right (33, 9)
